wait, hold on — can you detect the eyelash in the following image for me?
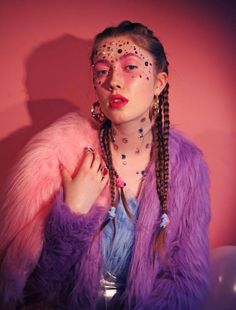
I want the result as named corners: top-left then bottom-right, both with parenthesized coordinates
top-left (125, 65), bottom-right (138, 71)
top-left (95, 64), bottom-right (138, 78)
top-left (96, 70), bottom-right (109, 77)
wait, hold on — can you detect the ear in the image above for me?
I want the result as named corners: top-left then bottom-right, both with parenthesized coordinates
top-left (154, 72), bottom-right (168, 96)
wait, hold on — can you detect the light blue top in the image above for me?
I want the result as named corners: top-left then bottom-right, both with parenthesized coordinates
top-left (96, 198), bottom-right (138, 309)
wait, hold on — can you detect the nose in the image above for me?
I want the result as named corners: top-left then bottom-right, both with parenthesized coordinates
top-left (108, 66), bottom-right (123, 91)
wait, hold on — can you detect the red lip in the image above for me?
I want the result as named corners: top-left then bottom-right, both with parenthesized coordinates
top-left (109, 94), bottom-right (128, 108)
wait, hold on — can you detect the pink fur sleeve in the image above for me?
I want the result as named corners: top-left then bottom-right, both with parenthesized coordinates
top-left (0, 112), bottom-right (108, 305)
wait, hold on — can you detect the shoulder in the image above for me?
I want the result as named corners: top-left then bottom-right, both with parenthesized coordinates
top-left (16, 112), bottom-right (99, 176)
top-left (167, 128), bottom-right (210, 235)
top-left (169, 127), bottom-right (209, 180)
top-left (169, 127), bottom-right (203, 159)
top-left (3, 112), bottom-right (100, 214)
top-left (24, 112), bottom-right (99, 154)
top-left (169, 124), bottom-right (210, 193)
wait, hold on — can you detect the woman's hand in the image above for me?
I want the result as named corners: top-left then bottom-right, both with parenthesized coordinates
top-left (60, 147), bottom-right (109, 214)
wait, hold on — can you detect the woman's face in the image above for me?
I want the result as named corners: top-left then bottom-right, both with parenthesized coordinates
top-left (92, 35), bottom-right (166, 125)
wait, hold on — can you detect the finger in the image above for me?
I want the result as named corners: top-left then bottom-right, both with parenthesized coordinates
top-left (101, 172), bottom-right (110, 183)
top-left (97, 162), bottom-right (102, 172)
top-left (60, 164), bottom-right (72, 188)
top-left (91, 152), bottom-right (101, 170)
top-left (100, 165), bottom-right (109, 182)
top-left (81, 147), bottom-right (95, 169)
top-left (97, 158), bottom-right (108, 172)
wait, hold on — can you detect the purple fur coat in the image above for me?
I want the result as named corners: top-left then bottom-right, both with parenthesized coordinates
top-left (0, 113), bottom-right (210, 310)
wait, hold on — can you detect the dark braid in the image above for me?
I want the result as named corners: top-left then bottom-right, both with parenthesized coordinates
top-left (153, 84), bottom-right (170, 258)
top-left (91, 20), bottom-right (170, 259)
top-left (97, 119), bottom-right (134, 240)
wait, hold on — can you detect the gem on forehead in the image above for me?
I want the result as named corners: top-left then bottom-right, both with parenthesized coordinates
top-left (117, 49), bottom-right (122, 53)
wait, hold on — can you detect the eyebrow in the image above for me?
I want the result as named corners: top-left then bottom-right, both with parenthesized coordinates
top-left (93, 52), bottom-right (142, 66)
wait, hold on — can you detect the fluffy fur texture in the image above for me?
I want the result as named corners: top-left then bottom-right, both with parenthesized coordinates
top-left (0, 112), bottom-right (211, 309)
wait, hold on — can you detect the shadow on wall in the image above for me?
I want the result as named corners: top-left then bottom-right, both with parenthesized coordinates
top-left (0, 34), bottom-right (94, 191)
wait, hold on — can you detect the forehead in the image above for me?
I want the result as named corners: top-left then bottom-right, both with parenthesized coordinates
top-left (93, 36), bottom-right (153, 64)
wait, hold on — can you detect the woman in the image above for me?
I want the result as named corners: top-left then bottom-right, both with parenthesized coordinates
top-left (0, 21), bottom-right (210, 309)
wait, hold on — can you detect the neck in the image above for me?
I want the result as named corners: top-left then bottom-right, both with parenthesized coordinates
top-left (110, 111), bottom-right (154, 155)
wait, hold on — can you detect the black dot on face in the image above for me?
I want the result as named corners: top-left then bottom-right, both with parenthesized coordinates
top-left (139, 75), bottom-right (142, 78)
top-left (117, 49), bottom-right (122, 53)
top-left (147, 77), bottom-right (149, 80)
top-left (135, 51), bottom-right (138, 54)
top-left (127, 41), bottom-right (129, 44)
top-left (103, 44), bottom-right (106, 47)
top-left (145, 61), bottom-right (149, 66)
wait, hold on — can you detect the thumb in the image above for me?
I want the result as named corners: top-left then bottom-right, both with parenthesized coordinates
top-left (60, 163), bottom-right (72, 188)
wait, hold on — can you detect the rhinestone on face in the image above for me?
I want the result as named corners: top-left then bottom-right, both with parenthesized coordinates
top-left (113, 144), bottom-right (119, 150)
top-left (138, 128), bottom-right (144, 138)
top-left (141, 170), bottom-right (147, 177)
top-left (122, 137), bottom-right (128, 144)
top-left (121, 154), bottom-right (126, 160)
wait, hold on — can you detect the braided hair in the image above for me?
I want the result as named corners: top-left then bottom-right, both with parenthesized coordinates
top-left (91, 21), bottom-right (170, 258)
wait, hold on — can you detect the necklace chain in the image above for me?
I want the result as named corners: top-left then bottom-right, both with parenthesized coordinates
top-left (110, 125), bottom-right (153, 177)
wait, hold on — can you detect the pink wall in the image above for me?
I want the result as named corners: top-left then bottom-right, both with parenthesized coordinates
top-left (0, 0), bottom-right (235, 248)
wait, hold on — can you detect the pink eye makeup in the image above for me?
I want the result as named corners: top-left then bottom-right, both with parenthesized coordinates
top-left (93, 61), bottom-right (110, 78)
top-left (92, 39), bottom-right (154, 83)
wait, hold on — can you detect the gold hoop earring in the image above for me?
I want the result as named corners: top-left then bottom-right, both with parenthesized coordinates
top-left (91, 101), bottom-right (105, 123)
top-left (152, 95), bottom-right (159, 115)
top-left (149, 95), bottom-right (159, 120)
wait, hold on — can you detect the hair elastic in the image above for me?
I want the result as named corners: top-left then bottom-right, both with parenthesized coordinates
top-left (108, 206), bottom-right (116, 219)
top-left (160, 213), bottom-right (170, 228)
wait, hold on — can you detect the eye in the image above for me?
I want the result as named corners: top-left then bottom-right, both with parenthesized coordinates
top-left (125, 65), bottom-right (138, 71)
top-left (96, 69), bottom-right (109, 77)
